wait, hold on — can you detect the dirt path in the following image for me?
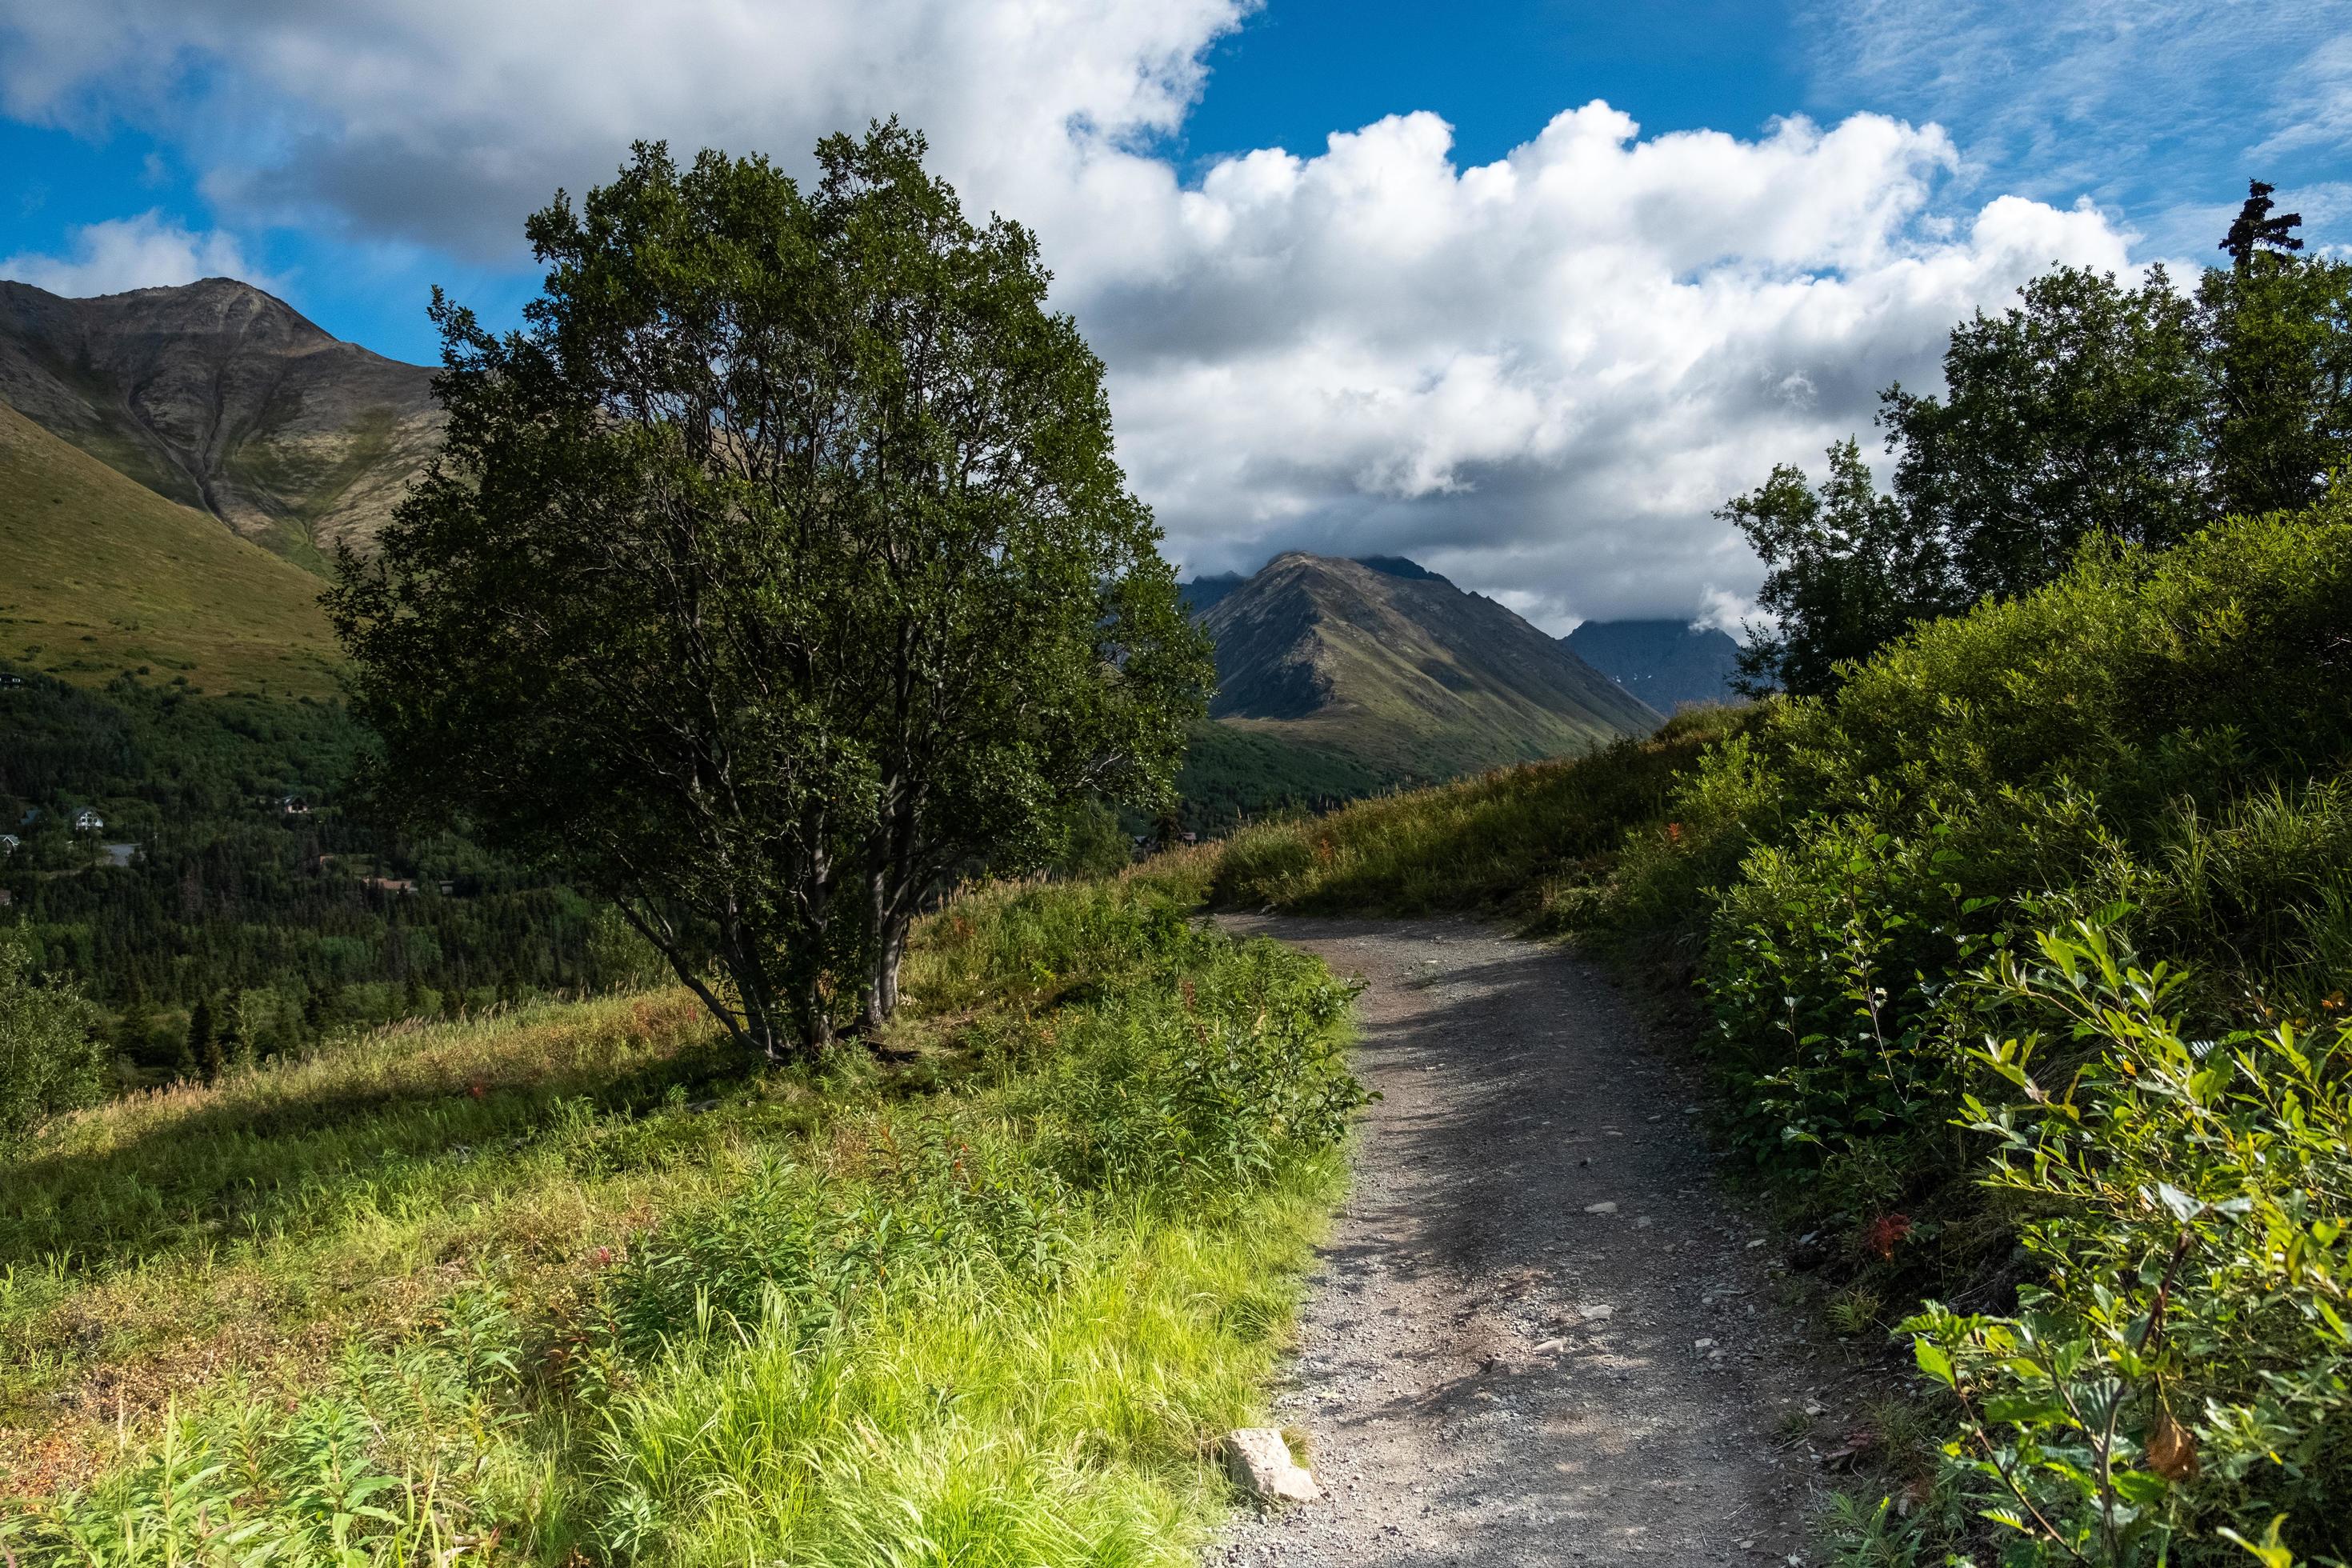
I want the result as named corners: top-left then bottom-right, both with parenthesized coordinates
top-left (1214, 915), bottom-right (1841, 1566)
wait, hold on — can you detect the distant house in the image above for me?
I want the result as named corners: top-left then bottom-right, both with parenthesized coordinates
top-left (0, 834), bottom-right (17, 855)
top-left (99, 842), bottom-right (137, 869)
top-left (0, 674), bottom-right (25, 689)
top-left (72, 808), bottom-right (106, 833)
top-left (17, 809), bottom-right (38, 829)
top-left (363, 876), bottom-right (418, 896)
top-left (278, 795), bottom-right (313, 815)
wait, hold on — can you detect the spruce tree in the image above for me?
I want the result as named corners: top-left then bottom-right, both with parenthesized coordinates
top-left (188, 998), bottom-right (223, 1084)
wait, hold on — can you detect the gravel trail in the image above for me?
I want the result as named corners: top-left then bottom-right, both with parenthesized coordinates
top-left (1213, 915), bottom-right (1837, 1566)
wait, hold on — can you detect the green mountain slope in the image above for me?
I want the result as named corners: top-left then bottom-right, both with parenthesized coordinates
top-left (0, 277), bottom-right (439, 571)
top-left (0, 402), bottom-right (340, 696)
top-left (1198, 553), bottom-right (1660, 778)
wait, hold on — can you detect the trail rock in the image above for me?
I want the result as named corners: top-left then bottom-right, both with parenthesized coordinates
top-left (1226, 1428), bottom-right (1322, 1504)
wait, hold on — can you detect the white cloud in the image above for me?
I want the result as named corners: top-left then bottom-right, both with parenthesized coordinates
top-left (1098, 114), bottom-right (2134, 625)
top-left (0, 0), bottom-right (2146, 622)
top-left (0, 210), bottom-right (266, 296)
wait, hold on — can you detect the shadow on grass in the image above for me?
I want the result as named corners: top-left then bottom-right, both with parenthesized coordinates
top-left (0, 1014), bottom-right (753, 1276)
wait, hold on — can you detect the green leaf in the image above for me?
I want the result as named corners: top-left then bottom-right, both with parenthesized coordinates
top-left (1913, 1339), bottom-right (1956, 1386)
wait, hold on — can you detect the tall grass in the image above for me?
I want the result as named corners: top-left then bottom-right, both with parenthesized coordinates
top-left (0, 860), bottom-right (1358, 1566)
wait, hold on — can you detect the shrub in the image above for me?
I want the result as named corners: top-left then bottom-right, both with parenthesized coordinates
top-left (0, 934), bottom-right (105, 1151)
top-left (1908, 918), bottom-right (2351, 1566)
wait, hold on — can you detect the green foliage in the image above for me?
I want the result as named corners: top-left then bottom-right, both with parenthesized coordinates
top-left (333, 127), bottom-right (1209, 1060)
top-left (1168, 722), bottom-right (1395, 834)
top-left (1907, 920), bottom-right (2351, 1566)
top-left (0, 668), bottom-right (654, 1055)
top-left (0, 870), bottom-right (1357, 1566)
top-left (0, 934), bottom-right (102, 1151)
top-left (1728, 194), bottom-right (2352, 693)
top-left (2205, 182), bottom-right (2352, 519)
top-left (1886, 265), bottom-right (2210, 599)
top-left (1725, 437), bottom-right (1956, 697)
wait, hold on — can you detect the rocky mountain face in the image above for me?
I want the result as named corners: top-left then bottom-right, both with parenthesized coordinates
top-left (0, 278), bottom-right (440, 572)
top-left (1194, 554), bottom-right (1660, 778)
top-left (1562, 618), bottom-right (1745, 711)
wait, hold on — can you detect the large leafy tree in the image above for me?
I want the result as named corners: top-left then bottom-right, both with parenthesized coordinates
top-left (330, 126), bottom-right (1210, 1061)
top-left (1722, 439), bottom-right (1954, 698)
top-left (1882, 266), bottom-right (2209, 599)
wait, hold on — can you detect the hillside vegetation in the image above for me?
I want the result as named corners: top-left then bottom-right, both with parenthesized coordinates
top-left (1, 857), bottom-right (1360, 1566)
top-left (0, 405), bottom-right (340, 698)
top-left (1220, 506), bottom-right (2352, 1566)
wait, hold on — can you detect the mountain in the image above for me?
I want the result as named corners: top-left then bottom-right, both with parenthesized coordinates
top-left (0, 277), bottom-right (440, 572)
top-left (1563, 619), bottom-right (1744, 711)
top-left (1178, 571), bottom-right (1248, 617)
top-left (0, 401), bottom-right (339, 696)
top-left (1196, 554), bottom-right (1660, 778)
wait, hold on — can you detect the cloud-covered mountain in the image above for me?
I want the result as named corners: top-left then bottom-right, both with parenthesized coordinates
top-left (0, 277), bottom-right (440, 570)
top-left (1563, 619), bottom-right (1745, 712)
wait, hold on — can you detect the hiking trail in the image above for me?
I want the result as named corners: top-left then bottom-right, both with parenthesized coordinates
top-left (1214, 914), bottom-right (1861, 1566)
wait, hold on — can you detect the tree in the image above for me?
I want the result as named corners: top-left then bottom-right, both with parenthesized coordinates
top-left (330, 126), bottom-right (1210, 1062)
top-left (2201, 185), bottom-right (2352, 517)
top-left (1883, 266), bottom-right (2210, 599)
top-left (0, 934), bottom-right (105, 1151)
top-left (1723, 439), bottom-right (1952, 697)
top-left (2220, 179), bottom-right (2304, 269)
top-left (186, 997), bottom-right (219, 1084)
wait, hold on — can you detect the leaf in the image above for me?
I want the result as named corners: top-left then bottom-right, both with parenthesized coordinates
top-left (2143, 1408), bottom-right (2200, 1483)
top-left (1913, 1339), bottom-right (1956, 1387)
top-left (2217, 1514), bottom-right (2298, 1567)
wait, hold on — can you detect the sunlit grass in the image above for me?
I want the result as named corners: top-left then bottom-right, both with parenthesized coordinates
top-left (1, 864), bottom-right (1353, 1566)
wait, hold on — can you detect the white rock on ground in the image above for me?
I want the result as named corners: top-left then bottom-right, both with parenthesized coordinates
top-left (1226, 1428), bottom-right (1322, 1504)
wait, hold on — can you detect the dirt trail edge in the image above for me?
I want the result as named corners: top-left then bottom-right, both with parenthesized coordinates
top-left (1214, 915), bottom-right (1840, 1566)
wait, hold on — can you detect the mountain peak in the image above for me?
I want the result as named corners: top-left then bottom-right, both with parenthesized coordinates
top-left (1197, 551), bottom-right (1658, 778)
top-left (0, 274), bottom-right (441, 567)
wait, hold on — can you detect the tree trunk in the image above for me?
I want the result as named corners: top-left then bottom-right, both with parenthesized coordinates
top-left (863, 887), bottom-right (911, 1033)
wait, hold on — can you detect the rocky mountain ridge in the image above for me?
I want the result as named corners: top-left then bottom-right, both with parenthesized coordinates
top-left (0, 277), bottom-right (440, 572)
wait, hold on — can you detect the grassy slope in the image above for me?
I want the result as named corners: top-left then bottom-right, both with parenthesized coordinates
top-left (1213, 706), bottom-right (1742, 922)
top-left (1, 852), bottom-right (1355, 1566)
top-left (0, 405), bottom-right (340, 698)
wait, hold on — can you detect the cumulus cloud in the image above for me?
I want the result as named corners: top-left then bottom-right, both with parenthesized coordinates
top-left (0, 0), bottom-right (2147, 622)
top-left (0, 210), bottom-right (267, 296)
top-left (0, 0), bottom-right (1246, 258)
top-left (1100, 111), bottom-right (2135, 624)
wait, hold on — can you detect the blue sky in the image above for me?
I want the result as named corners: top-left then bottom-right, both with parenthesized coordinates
top-left (3, 0), bottom-right (2348, 622)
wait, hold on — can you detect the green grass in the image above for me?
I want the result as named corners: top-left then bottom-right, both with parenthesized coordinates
top-left (1213, 704), bottom-right (1745, 922)
top-left (0, 405), bottom-right (341, 698)
top-left (0, 852), bottom-right (1357, 1566)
